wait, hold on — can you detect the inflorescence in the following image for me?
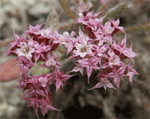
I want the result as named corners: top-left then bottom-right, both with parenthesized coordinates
top-left (7, 11), bottom-right (138, 116)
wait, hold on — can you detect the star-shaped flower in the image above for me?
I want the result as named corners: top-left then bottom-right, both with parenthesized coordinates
top-left (89, 77), bottom-right (116, 90)
top-left (77, 57), bottom-right (99, 83)
top-left (107, 66), bottom-right (126, 88)
top-left (126, 62), bottom-right (138, 83)
top-left (103, 21), bottom-right (115, 34)
top-left (39, 97), bottom-right (60, 116)
top-left (54, 68), bottom-right (71, 91)
top-left (15, 42), bottom-right (35, 60)
top-left (25, 76), bottom-right (45, 97)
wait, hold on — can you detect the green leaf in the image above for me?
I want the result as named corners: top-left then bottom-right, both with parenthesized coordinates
top-left (45, 10), bottom-right (59, 31)
top-left (102, 2), bottom-right (128, 24)
top-left (30, 61), bottom-right (51, 76)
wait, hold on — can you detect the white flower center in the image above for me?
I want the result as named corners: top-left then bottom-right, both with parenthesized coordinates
top-left (46, 58), bottom-right (56, 66)
top-left (80, 45), bottom-right (87, 53)
top-left (75, 43), bottom-right (93, 58)
top-left (17, 42), bottom-right (35, 59)
top-left (21, 45), bottom-right (30, 54)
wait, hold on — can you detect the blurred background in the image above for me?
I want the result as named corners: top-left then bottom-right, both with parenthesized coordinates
top-left (0, 0), bottom-right (150, 118)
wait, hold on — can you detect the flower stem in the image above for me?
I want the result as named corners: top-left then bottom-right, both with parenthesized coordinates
top-left (97, 0), bottom-right (116, 17)
top-left (59, 20), bottom-right (76, 31)
top-left (125, 20), bottom-right (150, 33)
top-left (0, 38), bottom-right (14, 47)
top-left (58, 0), bottom-right (76, 20)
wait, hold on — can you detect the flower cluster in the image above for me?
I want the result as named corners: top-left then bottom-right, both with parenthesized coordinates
top-left (67, 11), bottom-right (138, 89)
top-left (7, 24), bottom-right (71, 116)
top-left (7, 11), bottom-right (138, 116)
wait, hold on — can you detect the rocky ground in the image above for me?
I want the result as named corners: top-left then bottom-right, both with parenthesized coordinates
top-left (0, 0), bottom-right (150, 119)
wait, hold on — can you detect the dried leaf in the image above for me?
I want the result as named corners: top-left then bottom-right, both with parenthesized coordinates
top-left (0, 58), bottom-right (20, 82)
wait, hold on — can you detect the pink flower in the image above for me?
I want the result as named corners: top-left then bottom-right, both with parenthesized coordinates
top-left (25, 24), bottom-right (43, 35)
top-left (95, 32), bottom-right (113, 44)
top-left (18, 56), bottom-right (35, 75)
top-left (25, 76), bottom-right (45, 97)
top-left (77, 11), bottom-right (92, 25)
top-left (41, 53), bottom-right (60, 69)
top-left (45, 57), bottom-right (58, 67)
top-left (126, 63), bottom-right (138, 83)
top-left (54, 68), bottom-right (71, 91)
top-left (77, 57), bottom-right (99, 83)
top-left (112, 37), bottom-right (137, 62)
top-left (112, 35), bottom-right (127, 54)
top-left (51, 30), bottom-right (62, 44)
top-left (93, 44), bottom-right (108, 57)
top-left (38, 73), bottom-right (53, 88)
top-left (18, 73), bottom-right (29, 91)
top-left (15, 42), bottom-right (35, 60)
top-left (77, 11), bottom-right (102, 26)
top-left (122, 43), bottom-right (137, 62)
top-left (107, 49), bottom-right (123, 67)
top-left (77, 11), bottom-right (104, 38)
top-left (109, 18), bottom-right (125, 33)
top-left (39, 27), bottom-right (53, 39)
top-left (64, 36), bottom-right (79, 54)
top-left (103, 21), bottom-right (115, 34)
top-left (107, 66), bottom-right (126, 88)
top-left (6, 32), bottom-right (25, 56)
top-left (70, 65), bottom-right (84, 75)
top-left (39, 97), bottom-right (60, 116)
top-left (87, 18), bottom-right (100, 31)
top-left (73, 42), bottom-right (93, 58)
top-left (77, 0), bottom-right (93, 13)
top-left (26, 97), bottom-right (40, 117)
top-left (101, 49), bottom-right (123, 69)
top-left (29, 24), bottom-right (42, 32)
top-left (34, 42), bottom-right (51, 61)
top-left (89, 77), bottom-right (116, 90)
top-left (71, 30), bottom-right (94, 58)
